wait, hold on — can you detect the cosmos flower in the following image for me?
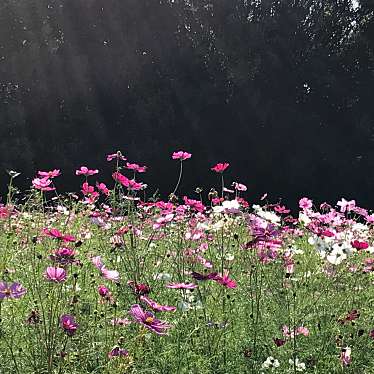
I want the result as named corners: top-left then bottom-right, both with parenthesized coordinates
top-left (32, 177), bottom-right (55, 191)
top-left (107, 151), bottom-right (127, 162)
top-left (140, 295), bottom-right (176, 312)
top-left (75, 166), bottom-right (99, 176)
top-left (129, 304), bottom-right (171, 335)
top-left (211, 163), bottom-right (229, 173)
top-left (172, 151), bottom-right (192, 161)
top-left (38, 169), bottom-right (61, 178)
top-left (112, 172), bottom-right (144, 191)
top-left (126, 162), bottom-right (147, 173)
top-left (340, 347), bottom-right (351, 366)
top-left (0, 281), bottom-right (27, 299)
top-left (49, 247), bottom-right (76, 265)
top-left (96, 182), bottom-right (110, 196)
top-left (166, 282), bottom-right (198, 289)
top-left (42, 228), bottom-right (76, 242)
top-left (108, 347), bottom-right (129, 358)
top-left (60, 314), bottom-right (78, 336)
top-left (299, 197), bottom-right (313, 210)
top-left (213, 270), bottom-right (237, 289)
top-left (44, 267), bottom-right (67, 283)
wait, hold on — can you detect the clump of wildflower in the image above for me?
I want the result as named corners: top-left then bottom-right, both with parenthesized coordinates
top-left (261, 356), bottom-right (280, 370)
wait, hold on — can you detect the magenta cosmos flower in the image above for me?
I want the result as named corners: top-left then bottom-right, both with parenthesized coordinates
top-left (43, 228), bottom-right (76, 242)
top-left (172, 151), bottom-right (192, 161)
top-left (44, 267), bottom-right (67, 282)
top-left (129, 304), bottom-right (171, 335)
top-left (140, 295), bottom-right (176, 312)
top-left (108, 347), bottom-right (129, 358)
top-left (112, 172), bottom-right (144, 191)
top-left (75, 166), bottom-right (99, 176)
top-left (0, 281), bottom-right (27, 299)
top-left (38, 169), bottom-right (61, 178)
top-left (211, 163), bottom-right (229, 173)
top-left (166, 282), bottom-right (198, 289)
top-left (107, 151), bottom-right (127, 162)
top-left (60, 314), bottom-right (78, 336)
top-left (126, 162), bottom-right (147, 173)
top-left (299, 197), bottom-right (313, 210)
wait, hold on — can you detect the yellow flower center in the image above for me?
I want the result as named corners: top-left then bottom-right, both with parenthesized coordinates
top-left (145, 316), bottom-right (154, 324)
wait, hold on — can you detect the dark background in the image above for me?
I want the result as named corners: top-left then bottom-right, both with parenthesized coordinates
top-left (0, 0), bottom-right (373, 209)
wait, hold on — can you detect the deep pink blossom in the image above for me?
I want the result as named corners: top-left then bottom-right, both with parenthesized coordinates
top-left (211, 163), bottom-right (229, 173)
top-left (172, 151), bottom-right (192, 161)
top-left (43, 228), bottom-right (76, 242)
top-left (60, 314), bottom-right (78, 336)
top-left (129, 304), bottom-right (171, 335)
top-left (112, 172), bottom-right (144, 191)
top-left (213, 270), bottom-right (237, 289)
top-left (50, 247), bottom-right (76, 265)
top-left (75, 166), bottom-right (99, 176)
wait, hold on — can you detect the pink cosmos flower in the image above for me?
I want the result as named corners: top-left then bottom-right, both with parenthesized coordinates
top-left (96, 182), bottom-right (110, 196)
top-left (38, 169), bottom-right (61, 178)
top-left (233, 182), bottom-right (247, 191)
top-left (43, 228), bottom-right (76, 242)
top-left (211, 163), bottom-right (229, 173)
top-left (91, 256), bottom-right (120, 283)
top-left (98, 285), bottom-right (110, 297)
top-left (172, 151), bottom-right (192, 161)
top-left (60, 314), bottom-right (78, 336)
top-left (44, 267), bottom-right (67, 282)
top-left (213, 270), bottom-right (237, 289)
top-left (126, 163), bottom-right (147, 173)
top-left (340, 347), bottom-right (351, 366)
top-left (112, 172), bottom-right (144, 191)
top-left (351, 240), bottom-right (369, 250)
top-left (32, 177), bottom-right (55, 191)
top-left (49, 247), bottom-right (76, 265)
top-left (166, 282), bottom-right (198, 289)
top-left (140, 295), bottom-right (176, 312)
top-left (75, 166), bottom-right (99, 176)
top-left (108, 347), bottom-right (129, 358)
top-left (107, 152), bottom-right (127, 162)
top-left (0, 281), bottom-right (27, 299)
top-left (337, 198), bottom-right (356, 213)
top-left (299, 197), bottom-right (313, 210)
top-left (129, 304), bottom-right (171, 335)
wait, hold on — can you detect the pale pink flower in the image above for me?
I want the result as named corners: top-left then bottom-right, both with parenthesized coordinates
top-left (336, 198), bottom-right (356, 213)
top-left (32, 177), bottom-right (55, 191)
top-left (340, 347), bottom-right (351, 366)
top-left (107, 152), bottom-right (127, 162)
top-left (233, 182), bottom-right (247, 191)
top-left (299, 197), bottom-right (313, 210)
top-left (75, 166), bottom-right (99, 176)
top-left (44, 267), bottom-right (67, 282)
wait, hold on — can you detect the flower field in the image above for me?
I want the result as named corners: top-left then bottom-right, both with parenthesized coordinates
top-left (1, 151), bottom-right (374, 373)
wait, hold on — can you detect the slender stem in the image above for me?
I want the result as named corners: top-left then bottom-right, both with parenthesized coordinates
top-left (172, 161), bottom-right (183, 196)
